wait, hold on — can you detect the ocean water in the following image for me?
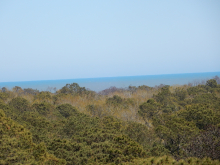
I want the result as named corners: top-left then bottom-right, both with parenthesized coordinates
top-left (0, 72), bottom-right (220, 92)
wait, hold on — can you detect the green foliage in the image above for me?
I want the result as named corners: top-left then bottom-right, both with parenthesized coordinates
top-left (178, 105), bottom-right (218, 129)
top-left (52, 93), bottom-right (68, 104)
top-left (139, 99), bottom-right (159, 120)
top-left (124, 121), bottom-right (165, 156)
top-left (59, 83), bottom-right (90, 96)
top-left (106, 95), bottom-right (123, 106)
top-left (206, 79), bottom-right (218, 88)
top-left (63, 113), bottom-right (103, 138)
top-left (106, 95), bottom-right (135, 110)
top-left (47, 139), bottom-right (83, 165)
top-left (153, 86), bottom-right (179, 113)
top-left (9, 97), bottom-right (30, 113)
top-left (187, 85), bottom-right (207, 96)
top-left (154, 86), bottom-right (171, 103)
top-left (35, 91), bottom-right (52, 101)
top-left (0, 92), bottom-right (9, 101)
top-left (175, 88), bottom-right (187, 101)
top-left (0, 100), bottom-right (11, 114)
top-left (32, 102), bottom-right (57, 117)
top-left (185, 126), bottom-right (220, 160)
top-left (155, 115), bottom-right (199, 159)
top-left (48, 134), bottom-right (147, 164)
top-left (138, 85), bottom-right (153, 91)
top-left (56, 103), bottom-right (77, 118)
top-left (192, 93), bottom-right (218, 105)
top-left (0, 109), bottom-right (65, 165)
top-left (23, 88), bottom-right (39, 95)
top-left (127, 156), bottom-right (220, 165)
top-left (101, 116), bottom-right (124, 132)
top-left (1, 79), bottom-right (220, 164)
top-left (149, 143), bottom-right (171, 157)
top-left (47, 115), bottom-right (147, 165)
top-left (20, 112), bottom-right (52, 143)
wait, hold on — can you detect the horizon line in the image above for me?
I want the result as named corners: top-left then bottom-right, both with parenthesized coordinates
top-left (1, 71), bottom-right (220, 83)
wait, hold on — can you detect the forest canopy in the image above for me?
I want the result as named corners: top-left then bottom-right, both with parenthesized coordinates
top-left (0, 77), bottom-right (220, 164)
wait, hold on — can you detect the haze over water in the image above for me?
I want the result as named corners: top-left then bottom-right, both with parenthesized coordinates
top-left (1, 72), bottom-right (219, 92)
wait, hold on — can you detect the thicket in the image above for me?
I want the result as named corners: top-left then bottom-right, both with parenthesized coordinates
top-left (0, 77), bottom-right (220, 164)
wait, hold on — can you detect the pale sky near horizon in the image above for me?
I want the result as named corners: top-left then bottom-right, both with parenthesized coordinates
top-left (0, 0), bottom-right (220, 82)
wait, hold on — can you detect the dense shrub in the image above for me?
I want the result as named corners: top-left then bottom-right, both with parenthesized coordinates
top-left (56, 103), bottom-right (77, 118)
top-left (9, 97), bottom-right (30, 113)
top-left (1, 78), bottom-right (220, 164)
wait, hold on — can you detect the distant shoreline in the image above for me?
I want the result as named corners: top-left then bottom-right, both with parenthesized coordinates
top-left (1, 71), bottom-right (220, 92)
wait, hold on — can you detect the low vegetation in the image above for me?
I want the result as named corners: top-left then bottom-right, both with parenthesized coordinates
top-left (0, 76), bottom-right (220, 164)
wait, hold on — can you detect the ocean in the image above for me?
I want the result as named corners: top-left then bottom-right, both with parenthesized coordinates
top-left (0, 72), bottom-right (220, 92)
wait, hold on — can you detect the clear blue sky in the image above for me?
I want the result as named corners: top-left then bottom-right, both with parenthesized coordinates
top-left (0, 0), bottom-right (220, 82)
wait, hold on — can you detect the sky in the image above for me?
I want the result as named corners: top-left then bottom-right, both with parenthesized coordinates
top-left (0, 0), bottom-right (220, 82)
